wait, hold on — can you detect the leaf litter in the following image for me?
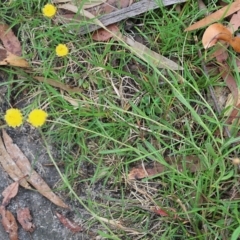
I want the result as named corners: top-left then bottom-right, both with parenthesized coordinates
top-left (0, 130), bottom-right (71, 238)
top-left (57, 1), bottom-right (183, 70)
top-left (0, 136), bottom-right (31, 189)
top-left (0, 46), bottom-right (29, 68)
top-left (128, 155), bottom-right (203, 180)
top-left (0, 0), bottom-right (240, 239)
top-left (185, 2), bottom-right (240, 135)
top-left (0, 206), bottom-right (18, 240)
top-left (2, 129), bottom-right (69, 209)
top-left (2, 181), bottom-right (19, 207)
top-left (0, 23), bottom-right (22, 56)
top-left (198, 7), bottom-right (240, 130)
top-left (185, 0), bottom-right (240, 31)
top-left (17, 208), bottom-right (35, 233)
top-left (55, 212), bottom-right (82, 233)
top-left (0, 23), bottom-right (29, 68)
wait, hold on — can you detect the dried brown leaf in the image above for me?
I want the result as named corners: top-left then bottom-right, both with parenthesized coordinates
top-left (0, 137), bottom-right (31, 189)
top-left (116, 32), bottom-right (183, 70)
top-left (229, 36), bottom-right (240, 53)
top-left (0, 206), bottom-right (18, 240)
top-left (150, 206), bottom-right (180, 220)
top-left (92, 24), bottom-right (119, 41)
top-left (0, 23), bottom-right (22, 56)
top-left (2, 130), bottom-right (69, 209)
top-left (202, 23), bottom-right (232, 49)
top-left (203, 11), bottom-right (240, 63)
top-left (2, 181), bottom-right (19, 207)
top-left (202, 23), bottom-right (240, 53)
top-left (128, 155), bottom-right (203, 180)
top-left (185, 0), bottom-right (240, 31)
top-left (152, 207), bottom-right (169, 217)
top-left (219, 65), bottom-right (238, 103)
top-left (17, 208), bottom-right (35, 233)
top-left (0, 46), bottom-right (29, 68)
top-left (228, 10), bottom-right (240, 33)
top-left (33, 76), bottom-right (83, 93)
top-left (56, 212), bottom-right (82, 233)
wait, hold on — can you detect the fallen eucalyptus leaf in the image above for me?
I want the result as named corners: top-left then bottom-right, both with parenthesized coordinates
top-left (2, 130), bottom-right (69, 209)
top-left (2, 181), bottom-right (19, 207)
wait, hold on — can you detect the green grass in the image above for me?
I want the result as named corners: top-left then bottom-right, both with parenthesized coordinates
top-left (1, 0), bottom-right (240, 239)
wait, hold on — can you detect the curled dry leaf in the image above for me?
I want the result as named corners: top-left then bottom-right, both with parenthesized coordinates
top-left (0, 206), bottom-right (18, 240)
top-left (92, 24), bottom-right (119, 41)
top-left (152, 207), bottom-right (169, 217)
top-left (0, 23), bottom-right (22, 56)
top-left (202, 23), bottom-right (232, 49)
top-left (0, 46), bottom-right (29, 68)
top-left (2, 181), bottom-right (19, 207)
top-left (56, 212), bottom-right (82, 233)
top-left (17, 208), bottom-right (35, 233)
top-left (128, 165), bottom-right (162, 180)
top-left (151, 206), bottom-right (181, 220)
top-left (202, 23), bottom-right (240, 53)
top-left (2, 130), bottom-right (69, 209)
top-left (229, 37), bottom-right (240, 53)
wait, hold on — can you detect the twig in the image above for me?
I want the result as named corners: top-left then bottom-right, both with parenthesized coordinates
top-left (79, 0), bottom-right (187, 34)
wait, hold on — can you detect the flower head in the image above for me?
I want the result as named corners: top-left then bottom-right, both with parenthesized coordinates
top-left (42, 3), bottom-right (57, 18)
top-left (27, 109), bottom-right (48, 128)
top-left (4, 108), bottom-right (23, 128)
top-left (55, 44), bottom-right (69, 57)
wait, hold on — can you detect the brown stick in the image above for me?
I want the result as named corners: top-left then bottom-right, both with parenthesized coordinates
top-left (79, 0), bottom-right (187, 34)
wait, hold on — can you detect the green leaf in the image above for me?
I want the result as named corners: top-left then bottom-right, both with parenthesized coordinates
top-left (231, 226), bottom-right (240, 240)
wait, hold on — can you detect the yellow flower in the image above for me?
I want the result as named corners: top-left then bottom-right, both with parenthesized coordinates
top-left (42, 3), bottom-right (57, 18)
top-left (55, 44), bottom-right (69, 57)
top-left (27, 109), bottom-right (48, 127)
top-left (4, 108), bottom-right (23, 128)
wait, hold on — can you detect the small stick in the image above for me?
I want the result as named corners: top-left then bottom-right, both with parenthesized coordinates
top-left (79, 0), bottom-right (187, 34)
